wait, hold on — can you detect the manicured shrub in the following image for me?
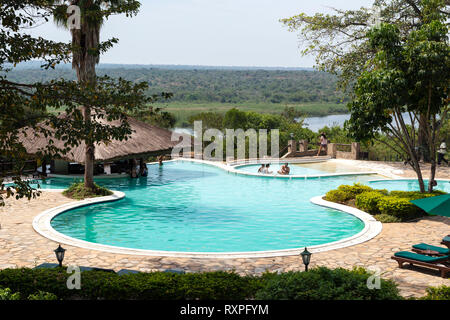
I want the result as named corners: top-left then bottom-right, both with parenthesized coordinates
top-left (0, 267), bottom-right (402, 300)
top-left (337, 183), bottom-right (374, 199)
top-left (389, 190), bottom-right (445, 200)
top-left (325, 189), bottom-right (349, 203)
top-left (374, 214), bottom-right (402, 223)
top-left (0, 268), bottom-right (258, 300)
top-left (27, 291), bottom-right (58, 300)
top-left (255, 267), bottom-right (402, 300)
top-left (421, 285), bottom-right (450, 300)
top-left (325, 183), bottom-right (446, 222)
top-left (355, 191), bottom-right (385, 214)
top-left (377, 196), bottom-right (425, 219)
top-left (63, 182), bottom-right (113, 200)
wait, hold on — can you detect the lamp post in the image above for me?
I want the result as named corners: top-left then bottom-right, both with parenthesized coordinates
top-left (54, 244), bottom-right (66, 267)
top-left (290, 133), bottom-right (294, 139)
top-left (300, 247), bottom-right (311, 272)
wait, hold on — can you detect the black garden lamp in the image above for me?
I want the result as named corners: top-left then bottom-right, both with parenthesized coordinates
top-left (290, 133), bottom-right (294, 139)
top-left (300, 247), bottom-right (311, 272)
top-left (54, 244), bottom-right (66, 267)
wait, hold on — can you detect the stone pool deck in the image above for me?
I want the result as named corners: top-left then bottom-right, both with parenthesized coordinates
top-left (0, 191), bottom-right (449, 298)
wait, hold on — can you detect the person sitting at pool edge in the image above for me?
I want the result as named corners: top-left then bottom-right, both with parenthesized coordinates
top-left (258, 164), bottom-right (265, 173)
top-left (278, 163), bottom-right (290, 175)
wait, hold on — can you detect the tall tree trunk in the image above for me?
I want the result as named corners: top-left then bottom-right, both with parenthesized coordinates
top-left (409, 148), bottom-right (426, 193)
top-left (418, 114), bottom-right (430, 162)
top-left (71, 2), bottom-right (100, 189)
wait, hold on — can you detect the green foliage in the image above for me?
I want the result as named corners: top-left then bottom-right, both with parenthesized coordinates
top-left (325, 190), bottom-right (350, 204)
top-left (338, 183), bottom-right (373, 199)
top-left (0, 288), bottom-right (20, 300)
top-left (255, 267), bottom-right (402, 300)
top-left (375, 214), bottom-right (402, 223)
top-left (5, 67), bottom-right (347, 107)
top-left (27, 291), bottom-right (58, 301)
top-left (421, 285), bottom-right (450, 300)
top-left (326, 184), bottom-right (445, 222)
top-left (346, 4), bottom-right (449, 193)
top-left (0, 268), bottom-right (257, 300)
top-left (63, 182), bottom-right (113, 200)
top-left (355, 191), bottom-right (386, 215)
top-left (377, 196), bottom-right (425, 219)
top-left (0, 267), bottom-right (402, 300)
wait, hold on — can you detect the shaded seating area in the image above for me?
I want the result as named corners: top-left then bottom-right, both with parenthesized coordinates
top-left (17, 114), bottom-right (188, 178)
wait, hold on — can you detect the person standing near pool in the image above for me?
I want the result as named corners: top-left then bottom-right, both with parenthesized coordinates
top-left (438, 140), bottom-right (448, 166)
top-left (317, 133), bottom-right (328, 156)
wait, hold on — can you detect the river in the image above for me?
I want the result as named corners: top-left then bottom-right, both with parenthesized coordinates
top-left (173, 113), bottom-right (412, 135)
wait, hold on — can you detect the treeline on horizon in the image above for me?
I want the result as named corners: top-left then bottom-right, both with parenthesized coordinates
top-left (3, 67), bottom-right (347, 105)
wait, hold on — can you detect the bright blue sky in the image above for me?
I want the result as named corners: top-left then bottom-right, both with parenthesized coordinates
top-left (29, 0), bottom-right (373, 67)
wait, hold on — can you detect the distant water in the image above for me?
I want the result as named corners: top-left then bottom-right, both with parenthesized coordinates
top-left (302, 114), bottom-right (351, 132)
top-left (173, 113), bottom-right (412, 135)
top-left (172, 114), bottom-right (351, 135)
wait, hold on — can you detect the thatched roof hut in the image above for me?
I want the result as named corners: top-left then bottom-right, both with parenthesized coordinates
top-left (18, 115), bottom-right (191, 164)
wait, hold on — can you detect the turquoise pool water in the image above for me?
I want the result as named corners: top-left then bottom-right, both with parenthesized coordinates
top-left (235, 163), bottom-right (327, 176)
top-left (32, 161), bottom-right (450, 253)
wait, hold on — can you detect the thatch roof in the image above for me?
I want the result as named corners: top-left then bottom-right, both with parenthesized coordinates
top-left (18, 115), bottom-right (191, 164)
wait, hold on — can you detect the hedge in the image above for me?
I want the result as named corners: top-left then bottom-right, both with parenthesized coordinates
top-left (255, 267), bottom-right (402, 300)
top-left (325, 184), bottom-right (446, 222)
top-left (0, 267), bottom-right (403, 300)
top-left (421, 285), bottom-right (450, 300)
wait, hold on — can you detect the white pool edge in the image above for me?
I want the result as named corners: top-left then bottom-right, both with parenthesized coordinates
top-left (32, 189), bottom-right (382, 259)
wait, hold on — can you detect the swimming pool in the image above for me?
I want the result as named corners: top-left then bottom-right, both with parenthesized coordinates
top-left (32, 161), bottom-right (450, 254)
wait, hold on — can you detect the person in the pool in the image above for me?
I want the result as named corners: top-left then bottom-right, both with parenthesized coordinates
top-left (278, 163), bottom-right (290, 175)
top-left (258, 164), bottom-right (265, 173)
top-left (265, 164), bottom-right (273, 174)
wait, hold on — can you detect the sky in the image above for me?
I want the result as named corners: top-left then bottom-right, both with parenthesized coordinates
top-left (28, 0), bottom-right (374, 68)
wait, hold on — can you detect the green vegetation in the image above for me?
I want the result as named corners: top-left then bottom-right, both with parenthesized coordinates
top-left (255, 267), bottom-right (401, 300)
top-left (325, 184), bottom-right (446, 223)
top-left (4, 67), bottom-right (347, 106)
top-left (62, 182), bottom-right (113, 200)
top-left (0, 267), bottom-right (402, 300)
top-left (421, 285), bottom-right (450, 300)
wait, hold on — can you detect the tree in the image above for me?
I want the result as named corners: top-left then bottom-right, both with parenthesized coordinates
top-left (346, 1), bottom-right (449, 193)
top-left (51, 0), bottom-right (141, 189)
top-left (281, 0), bottom-right (450, 161)
top-left (0, 0), bottom-right (73, 206)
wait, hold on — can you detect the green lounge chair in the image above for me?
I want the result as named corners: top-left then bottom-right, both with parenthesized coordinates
top-left (412, 243), bottom-right (450, 256)
top-left (442, 236), bottom-right (450, 249)
top-left (391, 251), bottom-right (449, 278)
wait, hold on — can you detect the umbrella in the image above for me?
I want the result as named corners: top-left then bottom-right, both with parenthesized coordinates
top-left (410, 194), bottom-right (450, 218)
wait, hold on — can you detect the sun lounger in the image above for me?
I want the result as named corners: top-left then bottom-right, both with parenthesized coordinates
top-left (441, 236), bottom-right (450, 249)
top-left (412, 243), bottom-right (450, 256)
top-left (391, 251), bottom-right (449, 278)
